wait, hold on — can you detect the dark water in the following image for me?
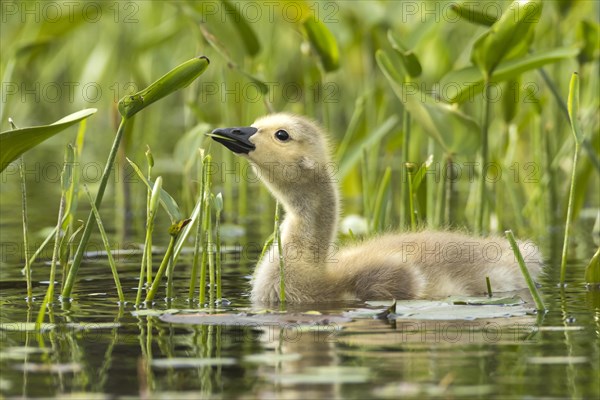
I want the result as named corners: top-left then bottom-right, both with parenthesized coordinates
top-left (0, 188), bottom-right (599, 398)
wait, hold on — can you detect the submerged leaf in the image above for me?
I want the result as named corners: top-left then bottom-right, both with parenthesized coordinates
top-left (0, 109), bottom-right (97, 172)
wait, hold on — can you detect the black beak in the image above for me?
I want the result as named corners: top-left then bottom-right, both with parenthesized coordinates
top-left (207, 126), bottom-right (257, 154)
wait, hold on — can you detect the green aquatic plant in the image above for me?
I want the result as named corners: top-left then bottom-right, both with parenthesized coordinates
top-left (62, 56), bottom-right (209, 300)
top-left (561, 72), bottom-right (584, 284)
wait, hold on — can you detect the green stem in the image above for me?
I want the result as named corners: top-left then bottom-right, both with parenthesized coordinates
top-left (560, 144), bottom-right (580, 284)
top-left (84, 185), bottom-right (125, 303)
top-left (476, 81), bottom-right (491, 235)
top-left (62, 117), bottom-right (128, 299)
top-left (505, 230), bottom-right (546, 311)
top-left (401, 110), bottom-right (411, 228)
top-left (36, 191), bottom-right (66, 326)
top-left (19, 157), bottom-right (32, 301)
top-left (215, 207), bottom-right (222, 300)
top-left (189, 155), bottom-right (207, 302)
top-left (145, 235), bottom-right (177, 303)
top-left (208, 200), bottom-right (215, 305)
top-left (407, 164), bottom-right (416, 230)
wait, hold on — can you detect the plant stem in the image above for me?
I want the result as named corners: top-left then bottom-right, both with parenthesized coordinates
top-left (406, 163), bottom-right (417, 230)
top-left (215, 205), bottom-right (222, 300)
top-left (505, 230), bottom-right (546, 311)
top-left (145, 235), bottom-right (176, 303)
top-left (84, 185), bottom-right (125, 303)
top-left (19, 157), bottom-right (32, 301)
top-left (401, 110), bottom-right (411, 228)
top-left (189, 152), bottom-right (207, 302)
top-left (62, 117), bottom-right (128, 299)
top-left (560, 144), bottom-right (580, 284)
top-left (476, 81), bottom-right (491, 235)
top-left (36, 185), bottom-right (66, 326)
top-left (486, 276), bottom-right (492, 298)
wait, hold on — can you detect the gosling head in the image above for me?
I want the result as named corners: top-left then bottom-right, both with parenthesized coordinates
top-left (209, 113), bottom-right (333, 190)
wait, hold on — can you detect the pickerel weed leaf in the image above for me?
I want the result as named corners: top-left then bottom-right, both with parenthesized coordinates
top-left (471, 0), bottom-right (543, 76)
top-left (0, 109), bottom-right (97, 172)
top-left (118, 56), bottom-right (210, 118)
top-left (440, 47), bottom-right (579, 103)
top-left (303, 16), bottom-right (339, 72)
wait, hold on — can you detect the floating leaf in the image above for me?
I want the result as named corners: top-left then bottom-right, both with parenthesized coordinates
top-left (440, 47), bottom-right (579, 103)
top-left (14, 362), bottom-right (82, 373)
top-left (0, 322), bottom-right (55, 332)
top-left (131, 309), bottom-right (181, 317)
top-left (347, 297), bottom-right (533, 321)
top-left (0, 109), bottom-right (97, 172)
top-left (160, 312), bottom-right (351, 326)
top-left (448, 295), bottom-right (524, 306)
top-left (118, 56), bottom-right (210, 118)
top-left (152, 357), bottom-right (236, 368)
top-left (270, 366), bottom-right (370, 384)
top-left (471, 0), bottom-right (543, 76)
top-left (303, 16), bottom-right (339, 71)
top-left (244, 353), bottom-right (302, 364)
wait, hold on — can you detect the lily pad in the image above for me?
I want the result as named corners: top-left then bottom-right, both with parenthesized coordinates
top-left (270, 366), bottom-right (370, 385)
top-left (448, 295), bottom-right (524, 306)
top-left (160, 312), bottom-right (351, 326)
top-left (348, 296), bottom-right (532, 321)
top-left (151, 357), bottom-right (236, 368)
top-left (243, 353), bottom-right (302, 364)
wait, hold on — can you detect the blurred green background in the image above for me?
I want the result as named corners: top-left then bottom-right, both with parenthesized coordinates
top-left (1, 0), bottom-right (598, 264)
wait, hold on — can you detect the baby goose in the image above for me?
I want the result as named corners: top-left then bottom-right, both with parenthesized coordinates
top-left (209, 113), bottom-right (543, 303)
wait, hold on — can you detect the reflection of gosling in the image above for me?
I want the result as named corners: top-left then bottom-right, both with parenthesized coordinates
top-left (209, 113), bottom-right (543, 303)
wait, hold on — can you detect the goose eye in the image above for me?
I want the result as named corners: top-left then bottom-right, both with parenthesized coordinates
top-left (274, 130), bottom-right (290, 142)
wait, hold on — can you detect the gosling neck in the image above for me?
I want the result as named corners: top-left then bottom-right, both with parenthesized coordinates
top-left (267, 168), bottom-right (339, 266)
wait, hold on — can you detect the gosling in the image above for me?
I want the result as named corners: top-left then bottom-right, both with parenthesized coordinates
top-left (209, 113), bottom-right (543, 303)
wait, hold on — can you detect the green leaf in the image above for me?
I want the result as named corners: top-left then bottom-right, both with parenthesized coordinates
top-left (577, 20), bottom-right (600, 64)
top-left (126, 157), bottom-right (182, 222)
top-left (471, 0), bottom-right (543, 76)
top-left (303, 16), bottom-right (339, 72)
top-left (118, 56), bottom-right (210, 118)
top-left (585, 247), bottom-right (600, 284)
top-left (450, 2), bottom-right (498, 26)
top-left (376, 50), bottom-right (480, 155)
top-left (387, 30), bottom-right (422, 78)
top-left (338, 115), bottom-right (399, 178)
top-left (441, 47), bottom-right (579, 103)
top-left (0, 109), bottom-right (97, 172)
top-left (222, 0), bottom-right (260, 56)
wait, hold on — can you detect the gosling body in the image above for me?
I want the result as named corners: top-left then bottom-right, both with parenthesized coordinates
top-left (210, 113), bottom-right (543, 303)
